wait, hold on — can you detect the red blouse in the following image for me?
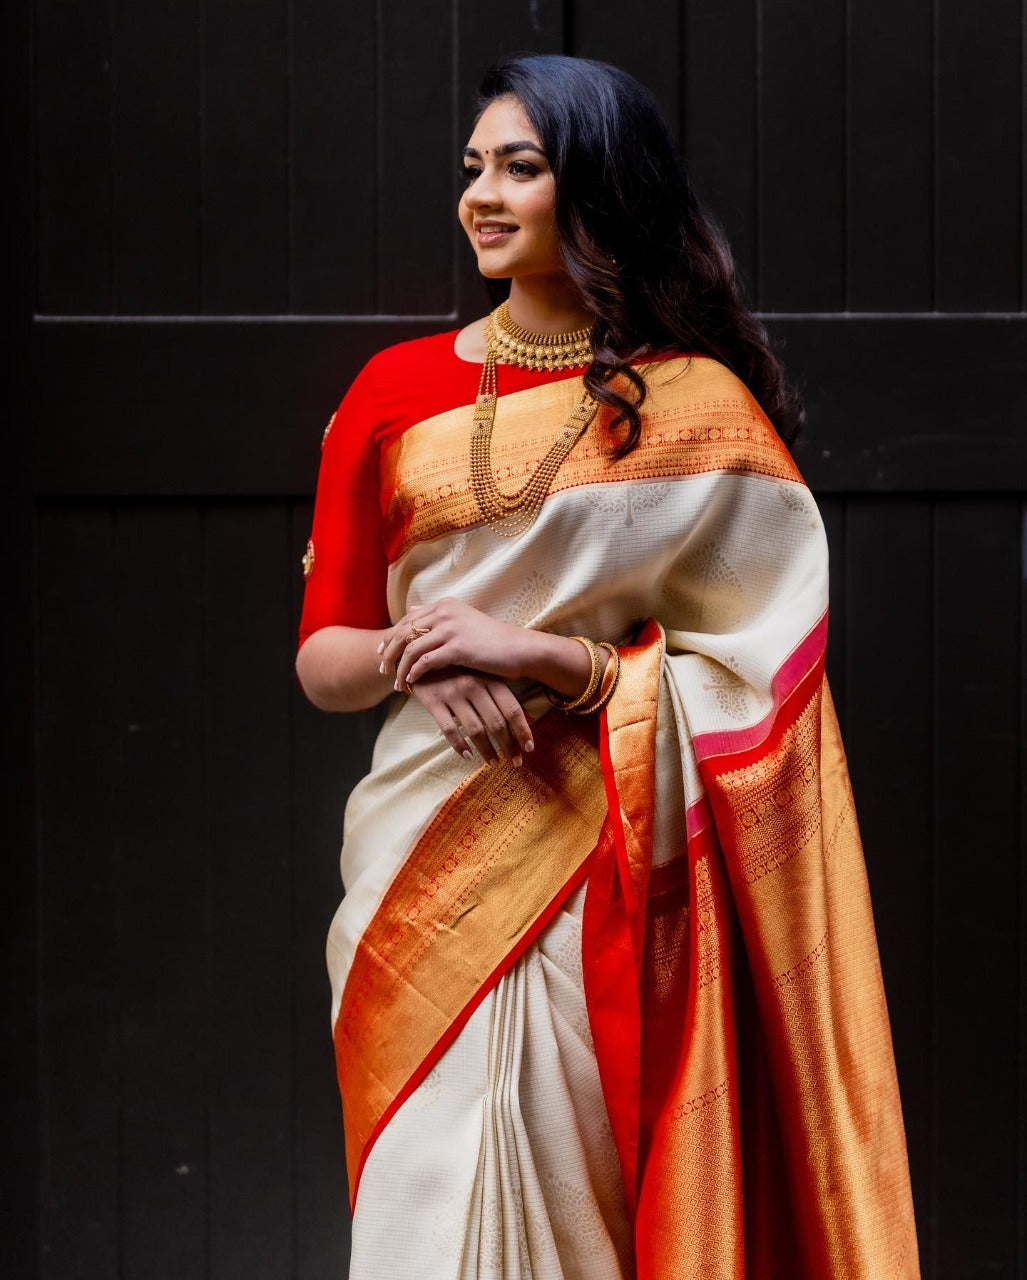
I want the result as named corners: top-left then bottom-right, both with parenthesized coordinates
top-left (297, 329), bottom-right (583, 646)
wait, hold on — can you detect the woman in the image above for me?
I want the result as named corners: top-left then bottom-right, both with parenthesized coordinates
top-left (297, 54), bottom-right (919, 1279)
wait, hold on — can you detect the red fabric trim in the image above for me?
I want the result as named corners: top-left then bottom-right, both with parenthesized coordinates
top-left (584, 731), bottom-right (643, 1219)
top-left (582, 619), bottom-right (664, 1219)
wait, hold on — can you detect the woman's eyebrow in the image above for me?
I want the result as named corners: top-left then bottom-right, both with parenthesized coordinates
top-left (461, 141), bottom-right (547, 161)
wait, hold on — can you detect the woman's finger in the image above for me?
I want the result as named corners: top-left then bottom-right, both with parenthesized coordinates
top-left (433, 708), bottom-right (474, 761)
top-left (487, 680), bottom-right (534, 756)
top-left (461, 686), bottom-right (525, 766)
top-left (450, 702), bottom-right (500, 766)
top-left (378, 624), bottom-right (422, 670)
top-left (410, 681), bottom-right (474, 761)
top-left (379, 611), bottom-right (435, 673)
top-left (396, 635), bottom-right (455, 687)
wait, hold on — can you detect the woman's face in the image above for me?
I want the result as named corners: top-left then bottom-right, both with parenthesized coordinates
top-left (459, 95), bottom-right (563, 283)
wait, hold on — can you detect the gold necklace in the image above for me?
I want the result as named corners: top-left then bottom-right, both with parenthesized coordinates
top-left (490, 300), bottom-right (593, 371)
top-left (470, 305), bottom-right (596, 538)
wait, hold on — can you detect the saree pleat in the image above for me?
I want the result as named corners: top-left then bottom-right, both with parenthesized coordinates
top-left (348, 887), bottom-right (633, 1280)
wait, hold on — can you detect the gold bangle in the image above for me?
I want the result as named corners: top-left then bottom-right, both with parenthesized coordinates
top-left (546, 636), bottom-right (601, 711)
top-left (569, 642), bottom-right (621, 715)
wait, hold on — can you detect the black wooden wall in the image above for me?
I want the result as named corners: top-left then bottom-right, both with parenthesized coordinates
top-left (4, 2), bottom-right (1025, 1278)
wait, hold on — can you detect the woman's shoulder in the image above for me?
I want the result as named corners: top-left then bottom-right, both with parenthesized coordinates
top-left (333, 327), bottom-right (481, 451)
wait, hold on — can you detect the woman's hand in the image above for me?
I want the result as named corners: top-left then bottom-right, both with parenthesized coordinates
top-left (409, 668), bottom-right (534, 767)
top-left (378, 597), bottom-right (604, 702)
top-left (378, 598), bottom-right (531, 689)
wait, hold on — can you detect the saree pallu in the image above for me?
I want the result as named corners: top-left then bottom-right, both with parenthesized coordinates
top-left (327, 356), bottom-right (920, 1278)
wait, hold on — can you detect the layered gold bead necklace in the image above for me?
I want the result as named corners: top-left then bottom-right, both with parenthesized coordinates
top-left (469, 301), bottom-right (596, 537)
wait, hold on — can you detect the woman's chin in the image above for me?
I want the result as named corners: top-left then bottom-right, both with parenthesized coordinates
top-left (475, 260), bottom-right (513, 280)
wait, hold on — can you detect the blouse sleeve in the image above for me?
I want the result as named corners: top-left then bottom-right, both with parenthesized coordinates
top-left (297, 357), bottom-right (391, 647)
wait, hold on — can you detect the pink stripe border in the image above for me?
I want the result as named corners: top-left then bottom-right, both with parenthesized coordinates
top-left (689, 611), bottom-right (828, 764)
top-left (685, 795), bottom-right (713, 841)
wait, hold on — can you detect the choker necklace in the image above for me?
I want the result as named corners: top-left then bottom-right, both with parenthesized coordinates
top-left (470, 303), bottom-right (596, 538)
top-left (490, 300), bottom-right (593, 371)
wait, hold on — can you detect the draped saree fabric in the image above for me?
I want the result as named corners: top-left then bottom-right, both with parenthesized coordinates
top-left (305, 343), bottom-right (919, 1278)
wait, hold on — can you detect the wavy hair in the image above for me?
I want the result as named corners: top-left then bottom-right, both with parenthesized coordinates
top-left (477, 55), bottom-right (803, 454)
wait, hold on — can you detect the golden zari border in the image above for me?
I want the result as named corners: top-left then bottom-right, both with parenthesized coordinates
top-left (702, 680), bottom-right (919, 1277)
top-left (335, 710), bottom-right (610, 1203)
top-left (382, 357), bottom-right (802, 560)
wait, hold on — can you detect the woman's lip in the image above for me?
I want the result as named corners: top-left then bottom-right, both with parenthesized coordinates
top-left (475, 225), bottom-right (517, 245)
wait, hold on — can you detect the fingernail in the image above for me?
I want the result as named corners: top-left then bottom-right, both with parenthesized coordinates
top-left (379, 662), bottom-right (386, 674)
top-left (512, 755), bottom-right (522, 768)
top-left (394, 680), bottom-right (401, 692)
top-left (524, 741), bottom-right (534, 752)
top-left (462, 750), bottom-right (473, 761)
top-left (376, 641), bottom-right (384, 654)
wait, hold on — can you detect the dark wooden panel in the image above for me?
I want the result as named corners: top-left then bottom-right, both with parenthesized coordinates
top-left (0, 488), bottom-right (37, 1278)
top-left (682, 0), bottom-right (758, 293)
top-left (203, 505), bottom-right (295, 1278)
top-left (377, 2), bottom-right (454, 314)
top-left (28, 316), bottom-right (1027, 496)
top-left (35, 0), bottom-right (113, 314)
top-left (113, 0), bottom-right (200, 313)
top-left (776, 316), bottom-right (1027, 493)
top-left (37, 508), bottom-right (120, 1280)
top-left (570, 0), bottom-right (682, 136)
top-left (3, 0), bottom-right (38, 1267)
top-left (759, 0), bottom-right (846, 311)
top-left (1020, 498), bottom-right (1027, 1275)
top-left (455, 0), bottom-right (564, 115)
top-left (292, 0), bottom-right (378, 314)
top-left (114, 507), bottom-right (207, 1278)
top-left (844, 498), bottom-right (933, 1278)
top-left (933, 499), bottom-right (1021, 1277)
top-left (201, 0), bottom-right (290, 313)
top-left (1020, 499), bottom-right (1027, 1271)
top-left (936, 0), bottom-right (1023, 310)
top-left (848, 0), bottom-right (933, 310)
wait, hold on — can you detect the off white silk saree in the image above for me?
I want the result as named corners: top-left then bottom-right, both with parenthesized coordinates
top-left (326, 356), bottom-right (919, 1278)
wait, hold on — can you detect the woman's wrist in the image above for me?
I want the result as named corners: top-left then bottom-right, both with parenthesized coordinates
top-left (518, 629), bottom-right (608, 698)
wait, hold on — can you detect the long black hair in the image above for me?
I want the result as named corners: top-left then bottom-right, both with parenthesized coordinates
top-left (477, 55), bottom-right (803, 454)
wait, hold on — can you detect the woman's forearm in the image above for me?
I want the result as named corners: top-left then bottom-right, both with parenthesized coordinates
top-left (295, 625), bottom-right (394, 712)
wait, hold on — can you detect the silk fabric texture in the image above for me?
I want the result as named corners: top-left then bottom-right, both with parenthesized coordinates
top-left (313, 349), bottom-right (919, 1278)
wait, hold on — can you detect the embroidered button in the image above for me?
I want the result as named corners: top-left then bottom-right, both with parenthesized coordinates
top-left (301, 539), bottom-right (315, 578)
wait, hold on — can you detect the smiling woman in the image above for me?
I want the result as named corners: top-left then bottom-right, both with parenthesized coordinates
top-left (295, 53), bottom-right (919, 1280)
top-left (458, 100), bottom-right (567, 291)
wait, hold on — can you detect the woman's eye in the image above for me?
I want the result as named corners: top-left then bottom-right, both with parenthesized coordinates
top-left (508, 161), bottom-right (539, 177)
top-left (460, 166), bottom-right (482, 185)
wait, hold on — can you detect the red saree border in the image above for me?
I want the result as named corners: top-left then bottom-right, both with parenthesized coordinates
top-left (583, 615), bottom-right (919, 1276)
top-left (584, 620), bottom-right (665, 1217)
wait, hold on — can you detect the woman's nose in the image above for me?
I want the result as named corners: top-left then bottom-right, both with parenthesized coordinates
top-left (464, 175), bottom-right (500, 208)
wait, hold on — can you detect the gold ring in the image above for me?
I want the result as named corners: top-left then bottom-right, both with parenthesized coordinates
top-left (406, 625), bottom-right (431, 644)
